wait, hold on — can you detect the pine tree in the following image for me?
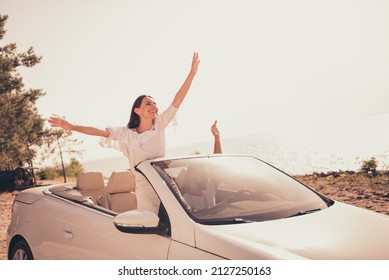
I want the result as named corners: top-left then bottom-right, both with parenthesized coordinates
top-left (0, 15), bottom-right (81, 170)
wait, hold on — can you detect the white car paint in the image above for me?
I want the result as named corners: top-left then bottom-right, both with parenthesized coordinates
top-left (194, 202), bottom-right (389, 259)
top-left (7, 155), bottom-right (389, 260)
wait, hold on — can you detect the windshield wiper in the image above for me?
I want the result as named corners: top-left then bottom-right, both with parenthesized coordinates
top-left (286, 208), bottom-right (322, 218)
top-left (233, 218), bottom-right (253, 223)
top-left (201, 217), bottom-right (253, 225)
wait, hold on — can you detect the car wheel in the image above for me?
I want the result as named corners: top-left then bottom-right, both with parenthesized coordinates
top-left (10, 240), bottom-right (34, 260)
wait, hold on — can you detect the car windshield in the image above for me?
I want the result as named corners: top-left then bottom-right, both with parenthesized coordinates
top-left (152, 156), bottom-right (330, 224)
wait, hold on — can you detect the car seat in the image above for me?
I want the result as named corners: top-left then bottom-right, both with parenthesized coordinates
top-left (76, 172), bottom-right (106, 204)
top-left (99, 171), bottom-right (137, 213)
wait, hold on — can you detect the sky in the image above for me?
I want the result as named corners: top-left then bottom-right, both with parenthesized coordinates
top-left (2, 0), bottom-right (389, 165)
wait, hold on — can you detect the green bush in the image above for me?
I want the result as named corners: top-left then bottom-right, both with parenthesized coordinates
top-left (64, 158), bottom-right (84, 177)
top-left (37, 158), bottom-right (84, 180)
top-left (36, 167), bottom-right (60, 180)
top-left (360, 157), bottom-right (378, 175)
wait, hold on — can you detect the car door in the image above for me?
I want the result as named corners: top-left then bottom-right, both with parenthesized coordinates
top-left (59, 203), bottom-right (171, 259)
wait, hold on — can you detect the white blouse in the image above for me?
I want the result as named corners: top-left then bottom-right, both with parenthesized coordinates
top-left (99, 104), bottom-right (178, 170)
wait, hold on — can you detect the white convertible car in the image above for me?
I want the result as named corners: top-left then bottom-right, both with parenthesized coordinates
top-left (7, 154), bottom-right (389, 260)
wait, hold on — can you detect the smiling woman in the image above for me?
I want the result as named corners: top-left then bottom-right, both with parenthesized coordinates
top-left (47, 53), bottom-right (200, 215)
top-left (128, 95), bottom-right (158, 132)
top-left (2, 0), bottom-right (389, 164)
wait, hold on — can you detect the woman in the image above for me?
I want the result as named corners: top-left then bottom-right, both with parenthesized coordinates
top-left (48, 53), bottom-right (200, 214)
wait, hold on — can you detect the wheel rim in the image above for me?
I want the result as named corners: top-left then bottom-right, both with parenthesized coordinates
top-left (13, 248), bottom-right (28, 260)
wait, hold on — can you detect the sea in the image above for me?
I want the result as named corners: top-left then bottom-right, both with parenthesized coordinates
top-left (83, 114), bottom-right (389, 177)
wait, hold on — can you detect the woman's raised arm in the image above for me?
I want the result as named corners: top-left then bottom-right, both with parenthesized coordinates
top-left (172, 52), bottom-right (200, 108)
top-left (48, 116), bottom-right (110, 137)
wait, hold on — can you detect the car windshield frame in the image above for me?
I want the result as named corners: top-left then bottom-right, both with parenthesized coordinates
top-left (152, 155), bottom-right (332, 225)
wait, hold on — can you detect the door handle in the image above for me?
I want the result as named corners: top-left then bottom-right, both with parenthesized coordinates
top-left (63, 228), bottom-right (74, 239)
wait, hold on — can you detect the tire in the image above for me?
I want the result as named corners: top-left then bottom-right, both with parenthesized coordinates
top-left (10, 239), bottom-right (34, 260)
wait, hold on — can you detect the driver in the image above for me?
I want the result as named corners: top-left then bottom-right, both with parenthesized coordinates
top-left (179, 165), bottom-right (217, 211)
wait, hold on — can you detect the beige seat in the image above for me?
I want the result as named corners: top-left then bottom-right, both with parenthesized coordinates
top-left (76, 172), bottom-right (106, 204)
top-left (99, 171), bottom-right (137, 213)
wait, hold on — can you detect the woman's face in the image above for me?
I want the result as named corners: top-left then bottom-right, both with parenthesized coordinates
top-left (134, 96), bottom-right (158, 120)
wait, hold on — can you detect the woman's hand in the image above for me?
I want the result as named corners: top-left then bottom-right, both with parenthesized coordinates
top-left (190, 52), bottom-right (200, 76)
top-left (211, 120), bottom-right (220, 139)
top-left (48, 115), bottom-right (74, 130)
top-left (211, 120), bottom-right (222, 154)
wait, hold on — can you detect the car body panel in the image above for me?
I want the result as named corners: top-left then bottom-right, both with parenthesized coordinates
top-left (16, 190), bottom-right (171, 260)
top-left (58, 201), bottom-right (171, 259)
top-left (194, 202), bottom-right (389, 259)
top-left (167, 240), bottom-right (224, 260)
top-left (7, 154), bottom-right (389, 260)
top-left (8, 191), bottom-right (67, 259)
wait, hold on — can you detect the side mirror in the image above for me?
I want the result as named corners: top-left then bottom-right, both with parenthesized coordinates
top-left (113, 209), bottom-right (162, 234)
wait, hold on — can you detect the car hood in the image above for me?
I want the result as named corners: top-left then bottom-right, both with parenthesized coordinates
top-left (194, 202), bottom-right (389, 259)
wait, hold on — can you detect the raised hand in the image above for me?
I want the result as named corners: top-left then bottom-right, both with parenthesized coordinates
top-left (211, 120), bottom-right (220, 139)
top-left (190, 52), bottom-right (200, 76)
top-left (212, 120), bottom-right (222, 154)
top-left (47, 115), bottom-right (74, 131)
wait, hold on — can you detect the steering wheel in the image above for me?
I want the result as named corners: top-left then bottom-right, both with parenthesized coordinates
top-left (191, 189), bottom-right (254, 215)
top-left (227, 189), bottom-right (253, 203)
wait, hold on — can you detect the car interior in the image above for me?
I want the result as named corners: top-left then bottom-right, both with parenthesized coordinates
top-left (74, 171), bottom-right (137, 213)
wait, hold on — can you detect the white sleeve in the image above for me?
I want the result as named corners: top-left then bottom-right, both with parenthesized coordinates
top-left (158, 104), bottom-right (179, 128)
top-left (98, 126), bottom-right (131, 158)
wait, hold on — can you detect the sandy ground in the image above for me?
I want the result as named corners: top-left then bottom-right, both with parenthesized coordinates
top-left (0, 191), bottom-right (18, 260)
top-left (1, 174), bottom-right (388, 260)
top-left (295, 173), bottom-right (389, 216)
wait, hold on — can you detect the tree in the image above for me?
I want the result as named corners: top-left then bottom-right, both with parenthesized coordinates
top-left (42, 129), bottom-right (83, 183)
top-left (0, 14), bottom-right (47, 169)
top-left (360, 157), bottom-right (378, 176)
top-left (0, 15), bottom-right (82, 172)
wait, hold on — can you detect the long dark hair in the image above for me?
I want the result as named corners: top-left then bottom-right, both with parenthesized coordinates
top-left (127, 95), bottom-right (153, 129)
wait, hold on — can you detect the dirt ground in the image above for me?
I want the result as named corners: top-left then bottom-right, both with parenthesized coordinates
top-left (295, 173), bottom-right (389, 215)
top-left (1, 191), bottom-right (18, 260)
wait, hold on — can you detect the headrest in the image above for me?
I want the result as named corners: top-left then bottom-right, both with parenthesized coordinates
top-left (107, 171), bottom-right (135, 194)
top-left (77, 172), bottom-right (105, 191)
